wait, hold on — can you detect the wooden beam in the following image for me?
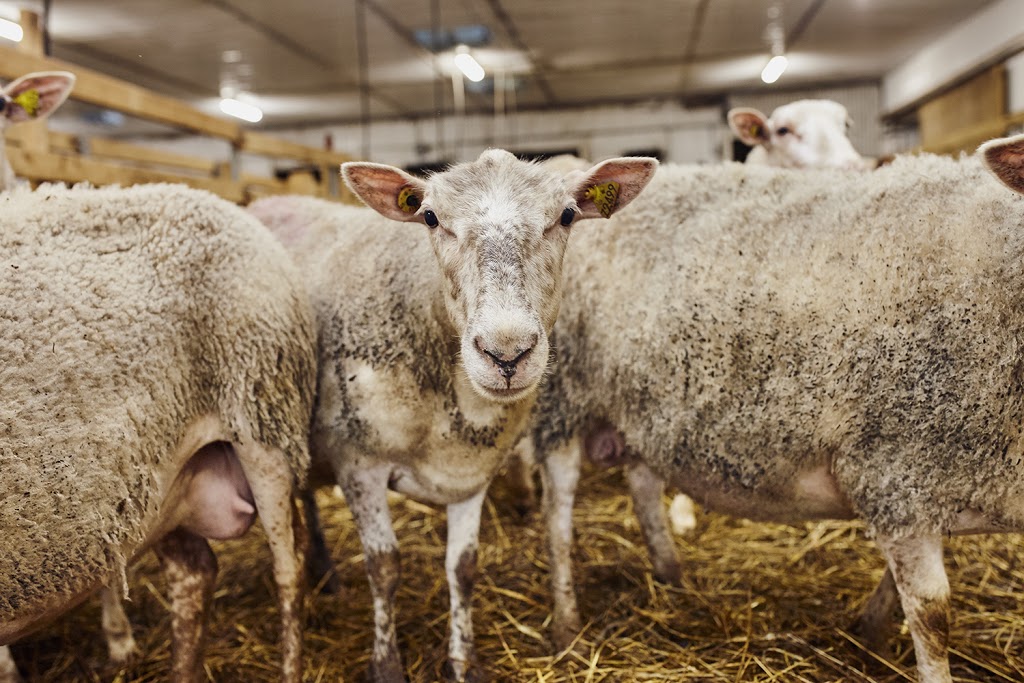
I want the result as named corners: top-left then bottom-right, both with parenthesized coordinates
top-left (5, 128), bottom-right (80, 154)
top-left (920, 117), bottom-right (1009, 155)
top-left (16, 10), bottom-right (48, 153)
top-left (87, 137), bottom-right (220, 174)
top-left (241, 130), bottom-right (353, 166)
top-left (0, 44), bottom-right (241, 141)
top-left (8, 148), bottom-right (245, 203)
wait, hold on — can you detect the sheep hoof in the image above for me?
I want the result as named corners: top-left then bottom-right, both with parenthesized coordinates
top-left (551, 618), bottom-right (583, 654)
top-left (107, 633), bottom-right (139, 664)
top-left (442, 658), bottom-right (485, 683)
top-left (653, 560), bottom-right (683, 587)
top-left (368, 656), bottom-right (406, 683)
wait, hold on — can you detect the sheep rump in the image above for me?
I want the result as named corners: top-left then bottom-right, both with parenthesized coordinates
top-left (0, 182), bottom-right (315, 625)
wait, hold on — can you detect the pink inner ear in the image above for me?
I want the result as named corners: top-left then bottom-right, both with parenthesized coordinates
top-left (984, 143), bottom-right (1024, 195)
top-left (342, 162), bottom-right (425, 222)
top-left (4, 74), bottom-right (73, 123)
top-left (730, 111), bottom-right (768, 145)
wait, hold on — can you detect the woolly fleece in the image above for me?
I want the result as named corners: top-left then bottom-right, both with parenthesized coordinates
top-left (0, 183), bottom-right (316, 623)
top-left (536, 154), bottom-right (1024, 538)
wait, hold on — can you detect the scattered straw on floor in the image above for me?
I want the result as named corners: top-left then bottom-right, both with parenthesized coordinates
top-left (11, 466), bottom-right (1024, 682)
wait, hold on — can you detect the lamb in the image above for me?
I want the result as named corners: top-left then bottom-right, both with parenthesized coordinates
top-left (728, 98), bottom-right (872, 170)
top-left (531, 134), bottom-right (1024, 683)
top-left (247, 149), bottom-right (658, 683)
top-left (0, 183), bottom-right (316, 683)
top-left (0, 71), bottom-right (75, 190)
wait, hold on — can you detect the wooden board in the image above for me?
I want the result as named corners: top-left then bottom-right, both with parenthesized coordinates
top-left (8, 148), bottom-right (245, 203)
top-left (0, 45), bottom-right (241, 141)
top-left (87, 137), bottom-right (220, 175)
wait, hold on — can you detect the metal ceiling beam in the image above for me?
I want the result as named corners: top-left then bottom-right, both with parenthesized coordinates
top-left (202, 0), bottom-right (336, 70)
top-left (484, 0), bottom-right (556, 104)
top-left (203, 0), bottom-right (417, 121)
top-left (683, 0), bottom-right (711, 61)
top-left (787, 0), bottom-right (829, 47)
top-left (362, 0), bottom-right (489, 114)
top-left (57, 41), bottom-right (213, 97)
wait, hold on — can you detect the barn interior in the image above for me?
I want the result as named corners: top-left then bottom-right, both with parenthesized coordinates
top-left (4, 1), bottom-right (1024, 682)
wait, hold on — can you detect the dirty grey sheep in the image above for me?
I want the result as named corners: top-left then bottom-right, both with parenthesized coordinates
top-left (249, 149), bottom-right (657, 682)
top-left (0, 183), bottom-right (316, 683)
top-left (533, 135), bottom-right (1024, 683)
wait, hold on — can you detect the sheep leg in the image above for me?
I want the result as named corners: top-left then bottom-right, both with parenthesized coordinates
top-left (443, 489), bottom-right (487, 683)
top-left (99, 585), bottom-right (138, 663)
top-left (540, 438), bottom-right (583, 651)
top-left (852, 567), bottom-right (899, 658)
top-left (505, 437), bottom-right (539, 517)
top-left (340, 464), bottom-right (405, 683)
top-left (624, 462), bottom-right (682, 585)
top-left (0, 646), bottom-right (21, 683)
top-left (238, 443), bottom-right (306, 683)
top-left (874, 533), bottom-right (952, 683)
top-left (155, 528), bottom-right (217, 683)
top-left (301, 488), bottom-right (341, 594)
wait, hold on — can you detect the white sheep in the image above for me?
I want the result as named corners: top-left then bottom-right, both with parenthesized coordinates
top-left (531, 135), bottom-right (1024, 683)
top-left (0, 71), bottom-right (75, 190)
top-left (728, 98), bottom-right (871, 170)
top-left (248, 149), bottom-right (658, 683)
top-left (0, 183), bottom-right (316, 683)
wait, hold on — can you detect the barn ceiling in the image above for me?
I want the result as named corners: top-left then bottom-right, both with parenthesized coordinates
top-left (0, 0), bottom-right (1000, 128)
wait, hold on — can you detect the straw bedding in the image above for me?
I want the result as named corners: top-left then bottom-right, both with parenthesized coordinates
top-left (10, 465), bottom-right (1024, 682)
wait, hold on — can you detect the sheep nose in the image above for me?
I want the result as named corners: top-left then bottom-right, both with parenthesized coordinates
top-left (475, 335), bottom-right (537, 379)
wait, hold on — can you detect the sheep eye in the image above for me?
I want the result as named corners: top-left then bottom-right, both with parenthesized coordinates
top-left (0, 98), bottom-right (7, 113)
top-left (423, 210), bottom-right (439, 228)
top-left (560, 207), bottom-right (576, 227)
top-left (777, 126), bottom-right (791, 136)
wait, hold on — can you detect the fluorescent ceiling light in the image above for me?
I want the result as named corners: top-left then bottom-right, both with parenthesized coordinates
top-left (454, 46), bottom-right (485, 82)
top-left (219, 97), bottom-right (263, 123)
top-left (760, 54), bottom-right (788, 84)
top-left (0, 18), bottom-right (23, 42)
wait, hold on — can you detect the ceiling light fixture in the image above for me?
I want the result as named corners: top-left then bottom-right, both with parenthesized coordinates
top-left (760, 1), bottom-right (786, 85)
top-left (454, 44), bottom-right (485, 82)
top-left (0, 18), bottom-right (23, 42)
top-left (219, 97), bottom-right (263, 123)
top-left (761, 55), bottom-right (788, 84)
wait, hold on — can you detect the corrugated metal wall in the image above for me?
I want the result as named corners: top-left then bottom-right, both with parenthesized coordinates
top-left (728, 83), bottom-right (883, 157)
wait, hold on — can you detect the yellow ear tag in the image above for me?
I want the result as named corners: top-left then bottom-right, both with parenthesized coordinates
top-left (12, 89), bottom-right (40, 118)
top-left (397, 186), bottom-right (421, 213)
top-left (750, 123), bottom-right (761, 138)
top-left (585, 181), bottom-right (620, 218)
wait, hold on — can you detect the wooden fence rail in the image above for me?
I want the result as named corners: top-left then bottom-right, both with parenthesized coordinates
top-left (0, 12), bottom-right (356, 205)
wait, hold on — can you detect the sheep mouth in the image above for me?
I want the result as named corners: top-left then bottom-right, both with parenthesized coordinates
top-left (474, 381), bottom-right (537, 403)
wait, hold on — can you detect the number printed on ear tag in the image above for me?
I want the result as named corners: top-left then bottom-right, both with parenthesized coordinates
top-left (585, 181), bottom-right (620, 218)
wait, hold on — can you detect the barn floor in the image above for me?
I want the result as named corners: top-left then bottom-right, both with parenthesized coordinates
top-left (11, 466), bottom-right (1024, 682)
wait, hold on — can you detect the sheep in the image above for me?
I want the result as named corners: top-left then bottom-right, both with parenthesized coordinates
top-left (247, 149), bottom-right (658, 683)
top-left (0, 183), bottom-right (316, 683)
top-left (530, 135), bottom-right (1024, 683)
top-left (0, 71), bottom-right (75, 190)
top-left (728, 98), bottom-right (873, 170)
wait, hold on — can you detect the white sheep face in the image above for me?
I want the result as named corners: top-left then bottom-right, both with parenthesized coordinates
top-left (729, 99), bottom-right (866, 170)
top-left (343, 150), bottom-right (658, 404)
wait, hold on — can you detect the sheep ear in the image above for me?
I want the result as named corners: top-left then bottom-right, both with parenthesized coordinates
top-left (728, 107), bottom-right (770, 146)
top-left (3, 71), bottom-right (75, 124)
top-left (342, 162), bottom-right (427, 222)
top-left (571, 157), bottom-right (659, 220)
top-left (979, 134), bottom-right (1024, 195)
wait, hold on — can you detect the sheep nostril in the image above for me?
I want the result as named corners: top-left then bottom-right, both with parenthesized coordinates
top-left (478, 343), bottom-right (534, 380)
